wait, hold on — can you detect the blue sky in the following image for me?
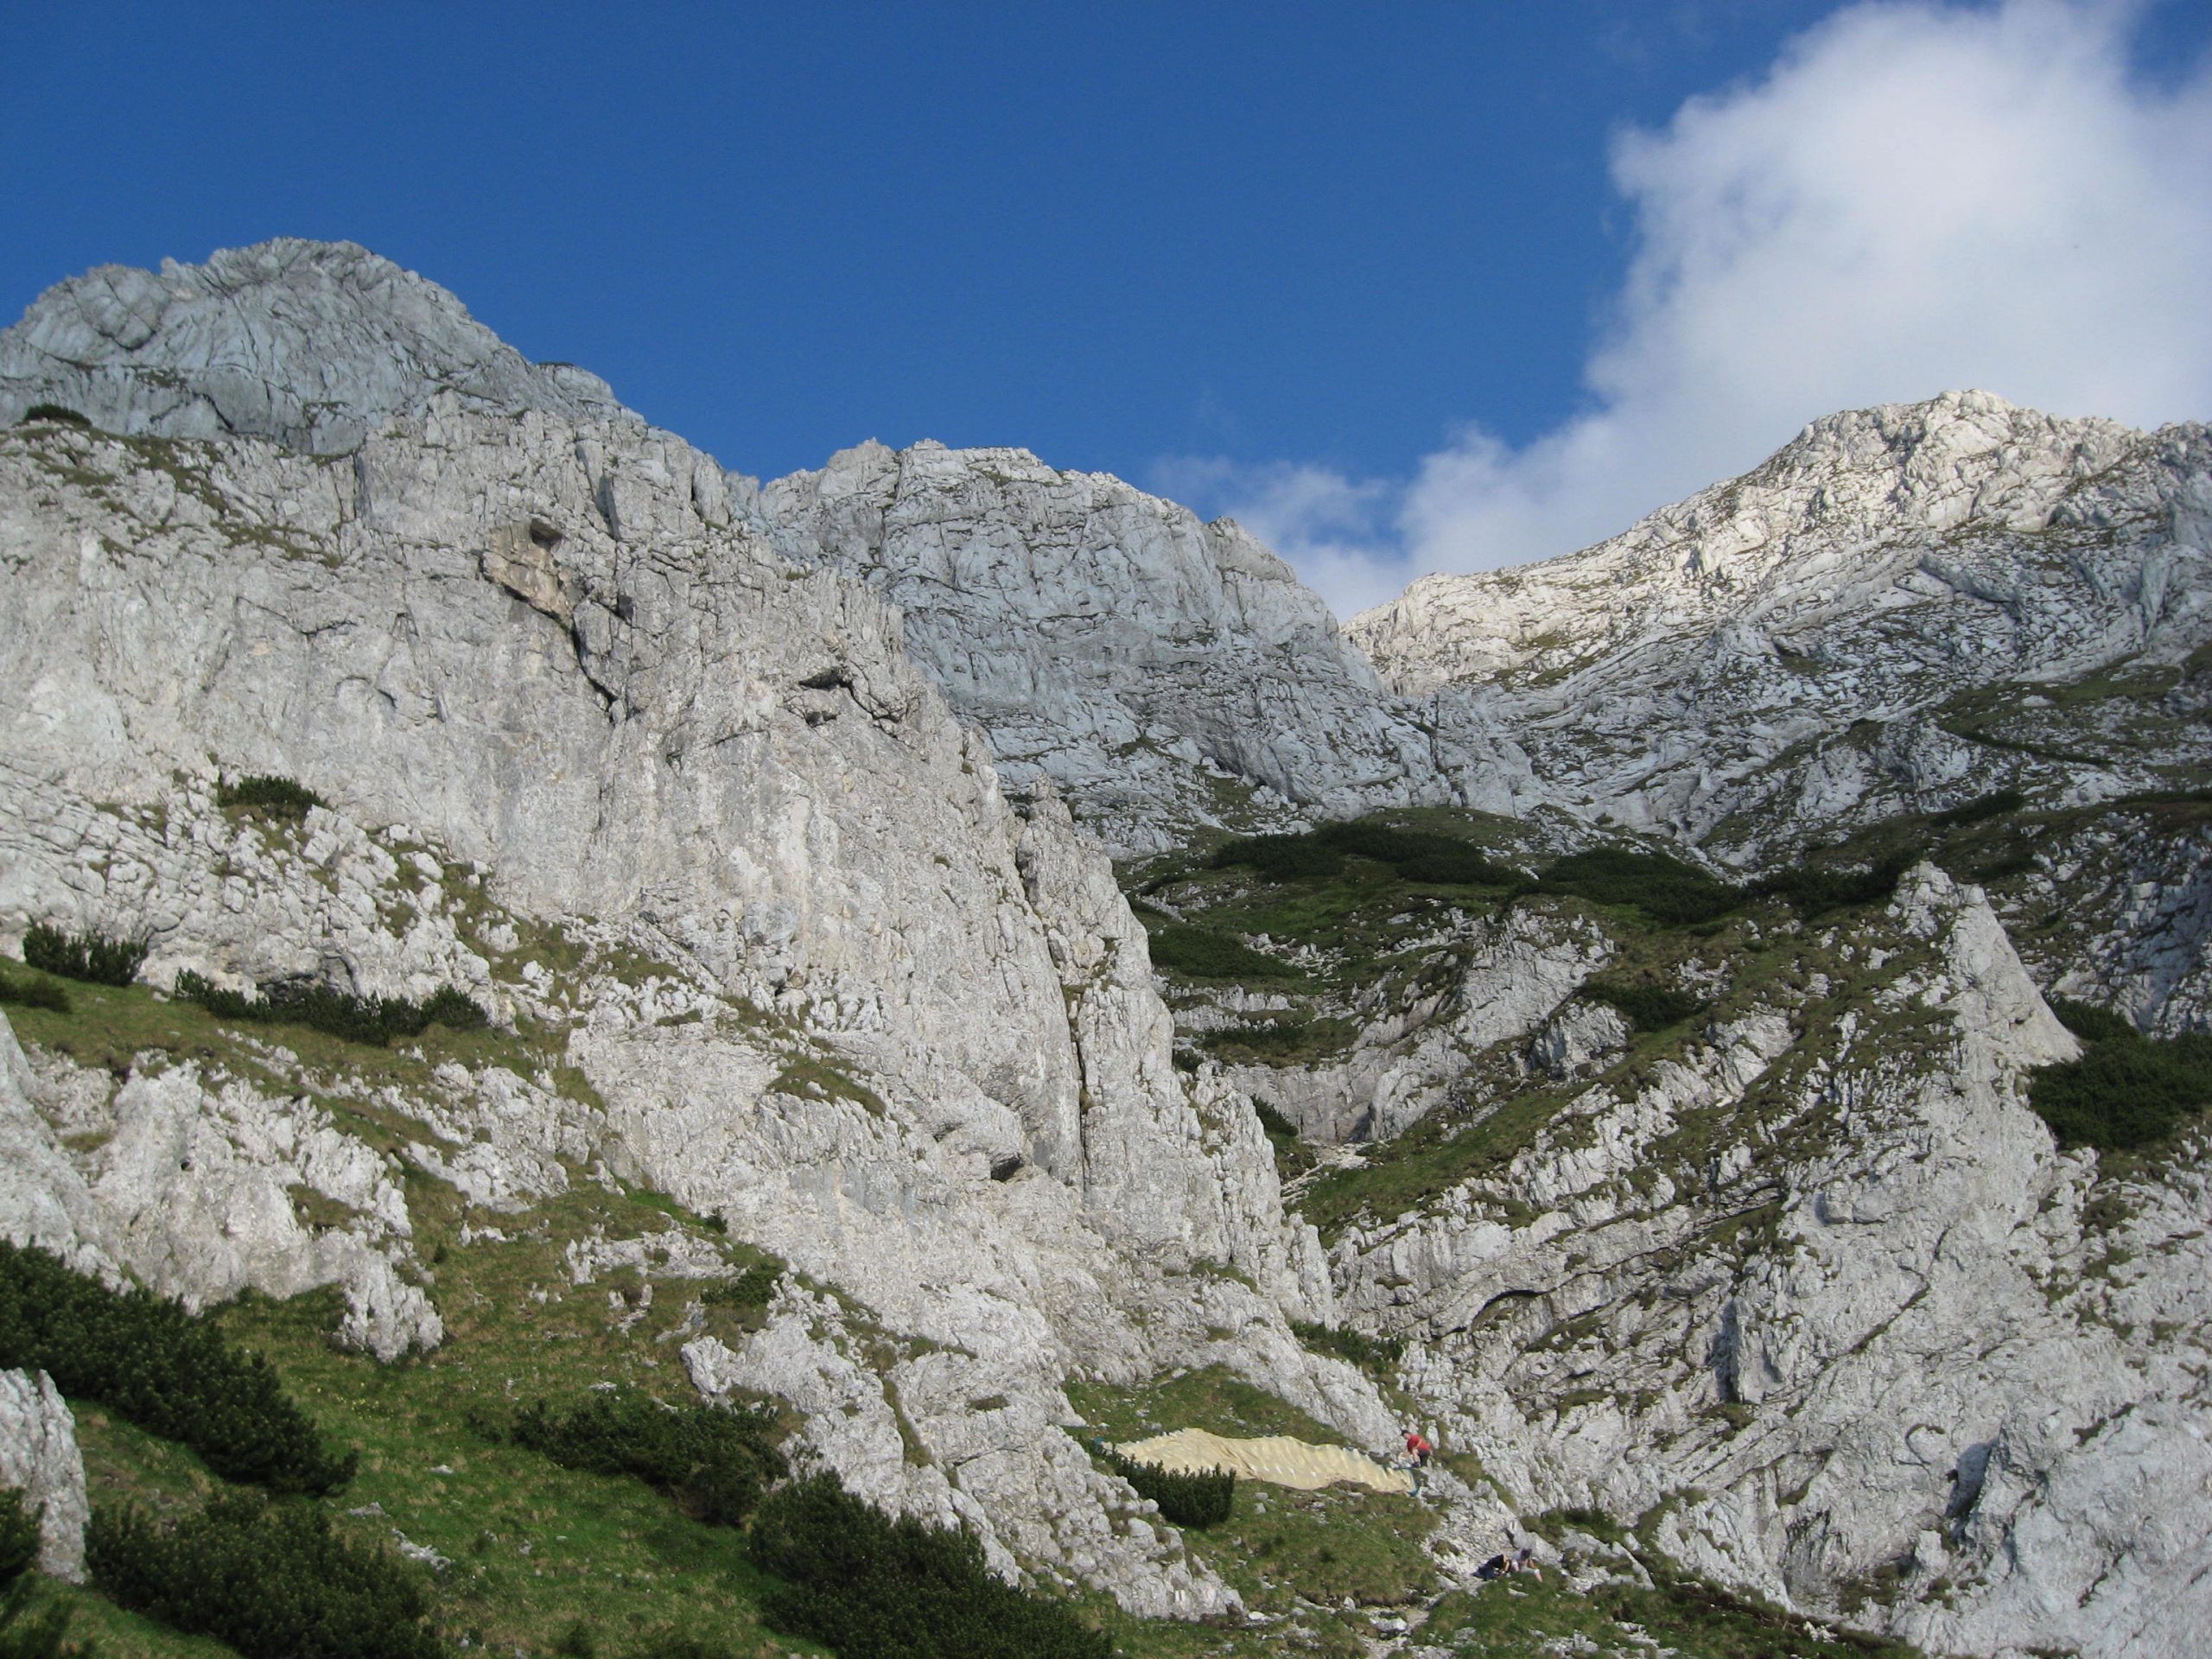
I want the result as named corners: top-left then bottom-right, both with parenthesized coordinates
top-left (6, 2), bottom-right (2209, 613)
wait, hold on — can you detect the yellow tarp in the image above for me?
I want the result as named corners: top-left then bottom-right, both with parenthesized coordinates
top-left (1110, 1427), bottom-right (1413, 1495)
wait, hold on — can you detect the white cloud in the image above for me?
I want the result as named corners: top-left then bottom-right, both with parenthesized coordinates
top-left (1158, 0), bottom-right (2212, 620)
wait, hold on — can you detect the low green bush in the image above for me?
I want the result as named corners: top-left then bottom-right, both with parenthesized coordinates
top-left (1754, 852), bottom-right (1912, 916)
top-left (0, 1494), bottom-right (35, 1592)
top-left (2048, 995), bottom-right (2138, 1045)
top-left (214, 775), bottom-right (326, 818)
top-left (0, 970), bottom-right (68, 1014)
top-left (699, 1264), bottom-right (782, 1313)
top-left (1535, 849), bottom-right (1738, 925)
top-left (87, 1495), bottom-right (440, 1659)
top-left (1289, 1317), bottom-right (1405, 1376)
top-left (174, 971), bottom-right (488, 1048)
top-left (1580, 977), bottom-right (1706, 1032)
top-left (0, 1240), bottom-right (353, 1496)
top-left (1253, 1100), bottom-right (1301, 1143)
top-left (1207, 831), bottom-right (1346, 880)
top-left (2030, 1025), bottom-right (2212, 1152)
top-left (1198, 1016), bottom-right (1355, 1063)
top-left (1145, 924), bottom-right (1297, 981)
top-left (1095, 1447), bottom-right (1235, 1529)
top-left (419, 986), bottom-right (490, 1031)
top-left (508, 1389), bottom-right (783, 1528)
top-left (20, 925), bottom-right (145, 988)
top-left (747, 1474), bottom-right (1109, 1659)
top-left (1931, 788), bottom-right (2026, 826)
top-left (1207, 819), bottom-right (1514, 887)
top-left (17, 405), bottom-right (89, 429)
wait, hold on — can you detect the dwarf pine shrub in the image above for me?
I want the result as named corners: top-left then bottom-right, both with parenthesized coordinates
top-left (699, 1264), bottom-right (782, 1314)
top-left (1208, 818), bottom-right (1515, 887)
top-left (2030, 1015), bottom-right (2212, 1152)
top-left (1095, 1447), bottom-right (1236, 1529)
top-left (1755, 852), bottom-right (1913, 916)
top-left (508, 1389), bottom-right (784, 1528)
top-left (1145, 924), bottom-right (1294, 980)
top-left (1535, 848), bottom-right (1738, 925)
top-left (0, 1240), bottom-right (354, 1495)
top-left (213, 774), bottom-right (326, 818)
top-left (174, 971), bottom-right (488, 1048)
top-left (1580, 976), bottom-right (1706, 1032)
top-left (1290, 1317), bottom-right (1405, 1377)
top-left (747, 1474), bottom-right (1110, 1659)
top-left (20, 925), bottom-right (145, 988)
top-left (88, 1495), bottom-right (440, 1659)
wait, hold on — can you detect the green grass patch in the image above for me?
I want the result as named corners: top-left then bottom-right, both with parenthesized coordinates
top-left (0, 964), bottom-right (69, 1013)
top-left (1294, 1082), bottom-right (1583, 1241)
top-left (767, 1056), bottom-right (884, 1116)
top-left (1188, 1479), bottom-right (1436, 1618)
top-left (1422, 1562), bottom-right (1921, 1657)
top-left (1250, 1099), bottom-right (1319, 1183)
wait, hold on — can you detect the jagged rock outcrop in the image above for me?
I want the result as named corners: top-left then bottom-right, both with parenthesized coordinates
top-left (0, 1369), bottom-right (87, 1582)
top-left (3, 1016), bottom-right (441, 1359)
top-left (765, 441), bottom-right (1464, 851)
top-left (1352, 391), bottom-right (2212, 861)
top-left (1331, 867), bottom-right (2212, 1659)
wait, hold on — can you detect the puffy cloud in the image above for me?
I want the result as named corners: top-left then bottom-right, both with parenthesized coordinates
top-left (1159, 0), bottom-right (2212, 620)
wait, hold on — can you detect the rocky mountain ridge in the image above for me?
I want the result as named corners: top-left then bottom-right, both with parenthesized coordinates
top-left (1351, 391), bottom-right (2212, 861)
top-left (1, 239), bottom-right (2207, 1659)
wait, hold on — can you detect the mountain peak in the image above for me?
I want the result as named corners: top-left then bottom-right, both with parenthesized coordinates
top-left (0, 237), bottom-right (637, 454)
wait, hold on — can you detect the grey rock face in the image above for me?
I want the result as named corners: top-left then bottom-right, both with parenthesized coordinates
top-left (0, 1369), bottom-right (88, 1582)
top-left (0, 239), bottom-right (643, 456)
top-left (0, 372), bottom-right (1381, 1611)
top-left (766, 441), bottom-right (1457, 851)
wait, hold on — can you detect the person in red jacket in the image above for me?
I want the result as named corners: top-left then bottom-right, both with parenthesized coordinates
top-left (1402, 1427), bottom-right (1434, 1491)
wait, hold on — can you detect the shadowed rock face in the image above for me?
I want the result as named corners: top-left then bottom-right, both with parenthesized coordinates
top-left (765, 440), bottom-right (1464, 853)
top-left (0, 238), bottom-right (639, 454)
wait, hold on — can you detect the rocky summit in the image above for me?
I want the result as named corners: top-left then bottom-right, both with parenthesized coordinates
top-left (0, 241), bottom-right (2206, 1659)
